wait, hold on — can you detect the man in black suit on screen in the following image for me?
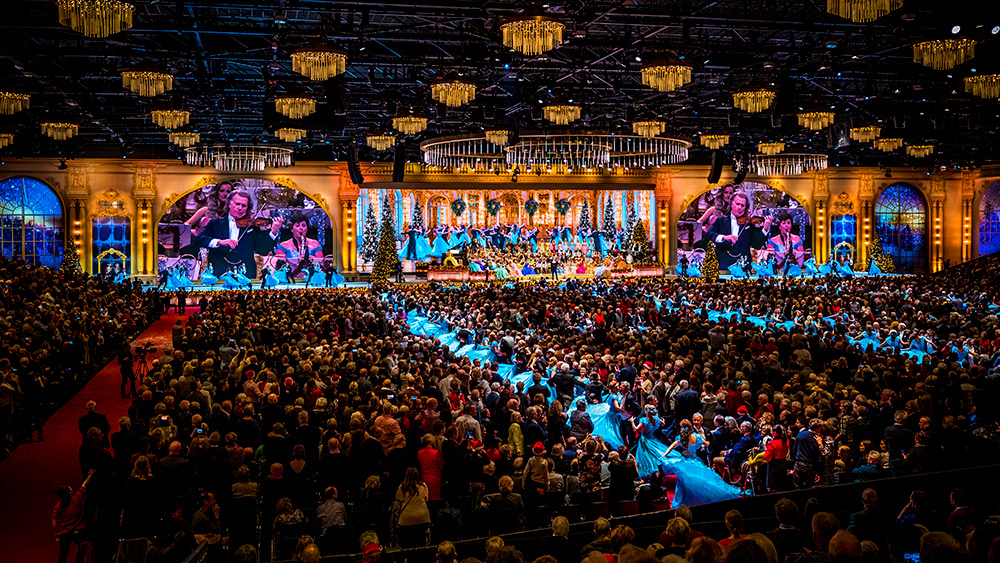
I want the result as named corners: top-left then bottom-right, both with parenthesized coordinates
top-left (707, 192), bottom-right (771, 270)
top-left (194, 189), bottom-right (283, 278)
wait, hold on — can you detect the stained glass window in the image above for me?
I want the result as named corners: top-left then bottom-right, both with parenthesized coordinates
top-left (92, 216), bottom-right (131, 274)
top-left (394, 190), bottom-right (404, 231)
top-left (980, 181), bottom-right (1000, 258)
top-left (0, 176), bottom-right (64, 267)
top-left (831, 215), bottom-right (857, 260)
top-left (874, 183), bottom-right (927, 273)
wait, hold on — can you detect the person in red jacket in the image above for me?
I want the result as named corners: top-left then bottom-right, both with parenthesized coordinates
top-left (52, 468), bottom-right (95, 563)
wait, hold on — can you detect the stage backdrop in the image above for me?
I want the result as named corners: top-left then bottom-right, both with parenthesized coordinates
top-left (157, 179), bottom-right (333, 280)
top-left (677, 182), bottom-right (812, 271)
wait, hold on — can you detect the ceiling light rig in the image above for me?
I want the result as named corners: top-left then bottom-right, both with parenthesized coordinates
top-left (874, 137), bottom-right (903, 152)
top-left (632, 119), bottom-right (667, 138)
top-left (274, 128), bottom-right (306, 143)
top-left (431, 72), bottom-right (476, 107)
top-left (965, 73), bottom-right (1000, 99)
top-left (640, 52), bottom-right (693, 93)
top-left (758, 141), bottom-right (786, 155)
top-left (40, 122), bottom-right (79, 141)
top-left (912, 38), bottom-right (976, 71)
top-left (367, 133), bottom-right (396, 151)
top-left (275, 95), bottom-right (317, 119)
top-left (289, 43), bottom-right (347, 80)
top-left (168, 130), bottom-right (200, 148)
top-left (392, 114), bottom-right (429, 135)
top-left (500, 8), bottom-right (565, 56)
top-left (150, 109), bottom-right (190, 130)
top-left (56, 0), bottom-right (134, 38)
top-left (700, 134), bottom-right (730, 150)
top-left (850, 125), bottom-right (882, 143)
top-left (750, 153), bottom-right (828, 176)
top-left (826, 0), bottom-right (902, 23)
top-left (797, 111), bottom-right (835, 130)
top-left (542, 100), bottom-right (582, 125)
top-left (184, 145), bottom-right (293, 172)
top-left (121, 61), bottom-right (173, 97)
top-left (733, 88), bottom-right (775, 113)
top-left (0, 92), bottom-right (30, 115)
top-left (906, 144), bottom-right (934, 158)
top-left (485, 129), bottom-right (510, 146)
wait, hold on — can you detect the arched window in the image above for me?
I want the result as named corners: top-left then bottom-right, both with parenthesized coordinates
top-left (394, 190), bottom-right (404, 232)
top-left (979, 181), bottom-right (1000, 257)
top-left (0, 176), bottom-right (64, 267)
top-left (874, 183), bottom-right (928, 273)
top-left (92, 216), bottom-right (131, 275)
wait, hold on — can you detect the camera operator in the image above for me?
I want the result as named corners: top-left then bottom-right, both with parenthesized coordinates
top-left (118, 344), bottom-right (135, 399)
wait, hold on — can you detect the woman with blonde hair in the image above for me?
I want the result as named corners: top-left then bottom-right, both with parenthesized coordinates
top-left (394, 467), bottom-right (430, 548)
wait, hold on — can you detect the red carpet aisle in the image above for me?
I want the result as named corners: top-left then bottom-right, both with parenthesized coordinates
top-left (0, 312), bottom-right (187, 563)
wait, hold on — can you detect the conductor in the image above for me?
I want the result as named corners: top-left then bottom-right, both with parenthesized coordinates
top-left (194, 189), bottom-right (283, 277)
top-left (707, 192), bottom-right (772, 270)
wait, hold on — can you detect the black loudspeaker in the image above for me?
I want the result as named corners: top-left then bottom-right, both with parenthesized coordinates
top-left (707, 150), bottom-right (723, 183)
top-left (347, 145), bottom-right (364, 185)
top-left (733, 159), bottom-right (748, 185)
top-left (392, 143), bottom-right (406, 183)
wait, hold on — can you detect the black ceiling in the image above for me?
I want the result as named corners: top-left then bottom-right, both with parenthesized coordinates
top-left (2, 0), bottom-right (1000, 169)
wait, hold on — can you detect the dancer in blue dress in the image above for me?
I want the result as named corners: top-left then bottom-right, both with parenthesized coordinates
top-left (662, 420), bottom-right (742, 508)
top-left (526, 227), bottom-right (539, 253)
top-left (429, 227), bottom-right (451, 259)
top-left (400, 224), bottom-right (430, 262)
top-left (633, 406), bottom-right (671, 478)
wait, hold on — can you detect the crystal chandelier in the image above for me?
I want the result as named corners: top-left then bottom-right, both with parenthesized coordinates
top-left (0, 92), bottom-right (30, 115)
top-left (168, 131), bottom-right (200, 148)
top-left (733, 88), bottom-right (776, 113)
top-left (290, 43), bottom-right (347, 80)
top-left (0, 133), bottom-right (13, 148)
top-left (500, 11), bottom-right (564, 56)
top-left (56, 0), bottom-right (134, 38)
top-left (874, 137), bottom-right (903, 152)
top-left (184, 145), bottom-right (294, 172)
top-left (632, 120), bottom-right (666, 138)
top-left (150, 109), bottom-right (189, 129)
top-left (758, 141), bottom-right (785, 155)
top-left (912, 39), bottom-right (975, 71)
top-left (797, 111), bottom-right (835, 130)
top-left (275, 95), bottom-right (317, 119)
top-left (749, 153), bottom-right (828, 176)
top-left (850, 126), bottom-right (881, 143)
top-left (40, 122), bottom-right (79, 140)
top-left (393, 115), bottom-right (428, 135)
top-left (906, 144), bottom-right (934, 158)
top-left (367, 134), bottom-right (396, 151)
top-left (485, 129), bottom-right (510, 146)
top-left (640, 52), bottom-right (693, 93)
top-left (701, 134), bottom-right (730, 150)
top-left (274, 128), bottom-right (306, 143)
top-left (965, 74), bottom-right (1000, 99)
top-left (826, 0), bottom-right (903, 23)
top-left (431, 72), bottom-right (476, 107)
top-left (121, 62), bottom-right (173, 97)
top-left (543, 102), bottom-right (582, 125)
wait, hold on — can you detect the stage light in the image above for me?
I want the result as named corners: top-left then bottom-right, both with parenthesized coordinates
top-left (951, 25), bottom-right (961, 34)
top-left (58, 158), bottom-right (68, 170)
top-left (993, 26), bottom-right (1000, 35)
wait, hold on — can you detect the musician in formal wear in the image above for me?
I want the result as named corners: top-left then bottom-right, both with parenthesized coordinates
top-left (194, 189), bottom-right (283, 278)
top-left (707, 192), bottom-right (772, 270)
top-left (275, 212), bottom-right (324, 281)
top-left (766, 211), bottom-right (805, 274)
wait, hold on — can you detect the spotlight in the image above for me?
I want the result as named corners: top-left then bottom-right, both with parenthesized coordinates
top-left (884, 168), bottom-right (892, 178)
top-left (511, 174), bottom-right (518, 183)
top-left (993, 26), bottom-right (1000, 35)
top-left (58, 158), bottom-right (68, 170)
top-left (951, 25), bottom-right (961, 34)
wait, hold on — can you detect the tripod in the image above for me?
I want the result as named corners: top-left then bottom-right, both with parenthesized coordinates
top-left (134, 349), bottom-right (151, 381)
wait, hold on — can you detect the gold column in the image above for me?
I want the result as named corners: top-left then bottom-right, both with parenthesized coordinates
top-left (930, 173), bottom-right (946, 272)
top-left (123, 164), bottom-right (163, 278)
top-left (341, 198), bottom-right (356, 272)
top-left (855, 171), bottom-right (875, 269)
top-left (64, 164), bottom-right (92, 273)
top-left (653, 171), bottom-right (675, 267)
top-left (961, 171), bottom-right (975, 262)
top-left (811, 170), bottom-right (831, 264)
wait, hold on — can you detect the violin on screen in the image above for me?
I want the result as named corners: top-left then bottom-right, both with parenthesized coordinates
top-left (736, 215), bottom-right (766, 226)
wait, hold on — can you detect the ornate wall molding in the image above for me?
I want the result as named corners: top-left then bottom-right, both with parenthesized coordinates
top-left (929, 173), bottom-right (946, 201)
top-left (810, 170), bottom-right (832, 200)
top-left (65, 165), bottom-right (92, 198)
top-left (855, 171), bottom-right (876, 200)
top-left (120, 163), bottom-right (167, 199)
top-left (832, 192), bottom-right (854, 215)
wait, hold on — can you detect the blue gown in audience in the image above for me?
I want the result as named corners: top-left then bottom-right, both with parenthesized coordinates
top-left (586, 394), bottom-right (625, 450)
top-left (661, 433), bottom-right (742, 508)
top-left (634, 415), bottom-right (670, 478)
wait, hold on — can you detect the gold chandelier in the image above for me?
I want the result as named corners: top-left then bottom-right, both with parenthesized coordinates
top-left (290, 44), bottom-right (347, 81)
top-left (367, 134), bottom-right (396, 151)
top-left (701, 134), bottom-right (730, 150)
top-left (56, 0), bottom-right (134, 38)
top-left (485, 129), bottom-right (510, 146)
top-left (632, 120), bottom-right (667, 138)
top-left (542, 102), bottom-right (582, 125)
top-left (733, 89), bottom-right (775, 113)
top-left (906, 144), bottom-right (934, 158)
top-left (150, 109), bottom-right (189, 129)
top-left (431, 72), bottom-right (476, 107)
top-left (121, 63), bottom-right (173, 97)
top-left (40, 122), bottom-right (79, 140)
top-left (168, 131), bottom-right (200, 148)
top-left (797, 111), bottom-right (835, 130)
top-left (640, 52), bottom-right (692, 93)
top-left (0, 133), bottom-right (13, 148)
top-left (965, 74), bottom-right (1000, 99)
top-left (0, 92), bottom-right (30, 115)
top-left (758, 141), bottom-right (785, 155)
top-left (912, 39), bottom-right (975, 71)
top-left (874, 137), bottom-right (903, 152)
top-left (275, 95), bottom-right (317, 119)
top-left (850, 126), bottom-right (881, 143)
top-left (274, 128), bottom-right (306, 143)
top-left (393, 115), bottom-right (428, 135)
top-left (826, 0), bottom-right (903, 23)
top-left (500, 12), bottom-right (564, 56)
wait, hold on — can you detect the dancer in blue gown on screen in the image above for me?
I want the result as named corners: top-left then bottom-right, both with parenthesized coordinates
top-left (632, 406), bottom-right (671, 478)
top-left (662, 420), bottom-right (742, 508)
top-left (429, 227), bottom-right (451, 259)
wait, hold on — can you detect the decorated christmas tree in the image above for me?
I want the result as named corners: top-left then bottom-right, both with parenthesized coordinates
top-left (360, 202), bottom-right (380, 263)
top-left (703, 241), bottom-right (720, 282)
top-left (371, 212), bottom-right (400, 284)
top-left (866, 231), bottom-right (895, 274)
top-left (631, 220), bottom-right (648, 257)
top-left (602, 198), bottom-right (616, 233)
top-left (61, 242), bottom-right (82, 275)
top-left (579, 200), bottom-right (593, 230)
top-left (412, 199), bottom-right (424, 230)
top-left (624, 198), bottom-right (638, 241)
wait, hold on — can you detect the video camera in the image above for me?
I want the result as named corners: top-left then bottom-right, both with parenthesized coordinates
top-left (134, 342), bottom-right (157, 358)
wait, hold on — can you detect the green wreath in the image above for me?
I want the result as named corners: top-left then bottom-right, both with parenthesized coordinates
top-left (451, 199), bottom-right (467, 216)
top-left (555, 199), bottom-right (571, 216)
top-left (524, 199), bottom-right (539, 216)
top-left (486, 199), bottom-right (502, 216)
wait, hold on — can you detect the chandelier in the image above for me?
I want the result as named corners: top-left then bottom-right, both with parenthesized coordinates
top-left (393, 115), bottom-right (428, 135)
top-left (912, 39), bottom-right (975, 71)
top-left (632, 120), bottom-right (667, 138)
top-left (168, 131), bottom-right (200, 148)
top-left (184, 145), bottom-right (294, 172)
top-left (733, 88), bottom-right (776, 113)
top-left (826, 0), bottom-right (903, 23)
top-left (275, 95), bottom-right (317, 119)
top-left (906, 144), bottom-right (934, 158)
top-left (640, 52), bottom-right (693, 93)
top-left (965, 74), bottom-right (1000, 99)
top-left (749, 153), bottom-right (828, 176)
top-left (56, 0), bottom-right (134, 38)
top-left (874, 137), bottom-right (903, 152)
top-left (290, 44), bottom-right (347, 81)
top-left (40, 122), bottom-right (79, 140)
top-left (850, 125), bottom-right (881, 143)
top-left (121, 62), bottom-right (173, 97)
top-left (0, 133), bottom-right (12, 148)
top-left (485, 129), bottom-right (510, 146)
top-left (758, 141), bottom-right (785, 155)
top-left (701, 134), bottom-right (730, 150)
top-left (367, 134), bottom-right (396, 151)
top-left (150, 109), bottom-right (189, 129)
top-left (431, 72), bottom-right (476, 107)
top-left (500, 11), bottom-right (564, 56)
top-left (543, 102), bottom-right (582, 125)
top-left (274, 128), bottom-right (306, 143)
top-left (797, 111), bottom-right (835, 130)
top-left (0, 92), bottom-right (30, 115)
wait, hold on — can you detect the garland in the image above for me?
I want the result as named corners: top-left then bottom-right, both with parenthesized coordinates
top-left (524, 199), bottom-right (539, 216)
top-left (428, 266), bottom-right (470, 272)
top-left (486, 199), bottom-right (502, 216)
top-left (450, 199), bottom-right (467, 217)
top-left (555, 198), bottom-right (571, 216)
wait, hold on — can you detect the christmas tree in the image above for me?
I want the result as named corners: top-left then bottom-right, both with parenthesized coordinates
top-left (61, 241), bottom-right (82, 275)
top-left (579, 200), bottom-right (593, 230)
top-left (703, 241), bottom-right (720, 282)
top-left (602, 198), bottom-right (617, 233)
top-left (371, 212), bottom-right (400, 284)
top-left (624, 197), bottom-right (638, 241)
top-left (360, 202), bottom-right (380, 263)
top-left (412, 199), bottom-right (424, 231)
top-left (866, 231), bottom-right (895, 274)
top-left (631, 220), bottom-right (648, 257)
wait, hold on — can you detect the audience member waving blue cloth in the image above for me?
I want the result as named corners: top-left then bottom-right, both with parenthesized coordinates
top-left (661, 424), bottom-right (741, 508)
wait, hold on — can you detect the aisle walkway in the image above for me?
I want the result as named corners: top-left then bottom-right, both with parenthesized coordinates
top-left (0, 311), bottom-right (185, 563)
